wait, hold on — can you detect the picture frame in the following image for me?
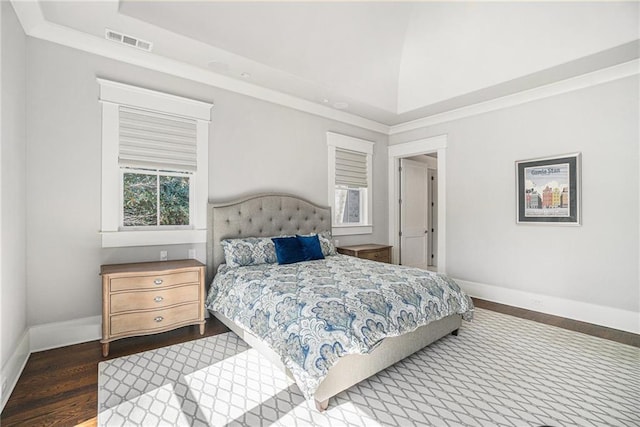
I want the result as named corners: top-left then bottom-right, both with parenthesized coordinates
top-left (516, 153), bottom-right (581, 225)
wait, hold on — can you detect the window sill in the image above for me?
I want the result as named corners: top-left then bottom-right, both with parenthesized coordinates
top-left (101, 229), bottom-right (207, 248)
top-left (332, 225), bottom-right (373, 236)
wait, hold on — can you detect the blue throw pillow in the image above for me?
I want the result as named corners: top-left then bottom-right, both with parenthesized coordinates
top-left (272, 236), bottom-right (306, 264)
top-left (296, 234), bottom-right (325, 261)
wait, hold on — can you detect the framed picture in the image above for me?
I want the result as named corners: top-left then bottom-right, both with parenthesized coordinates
top-left (516, 153), bottom-right (581, 225)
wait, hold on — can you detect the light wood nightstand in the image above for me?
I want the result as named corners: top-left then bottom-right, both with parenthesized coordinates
top-left (336, 244), bottom-right (392, 264)
top-left (100, 259), bottom-right (205, 357)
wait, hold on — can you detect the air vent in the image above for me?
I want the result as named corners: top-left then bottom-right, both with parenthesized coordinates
top-left (105, 29), bottom-right (153, 52)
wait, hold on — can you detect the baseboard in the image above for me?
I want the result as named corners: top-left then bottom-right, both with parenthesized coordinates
top-left (456, 279), bottom-right (640, 335)
top-left (1, 329), bottom-right (30, 412)
top-left (29, 315), bottom-right (101, 353)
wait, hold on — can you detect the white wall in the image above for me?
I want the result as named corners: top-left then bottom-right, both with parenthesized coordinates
top-left (1, 0), bottom-right (28, 406)
top-left (25, 37), bottom-right (388, 327)
top-left (390, 76), bottom-right (639, 322)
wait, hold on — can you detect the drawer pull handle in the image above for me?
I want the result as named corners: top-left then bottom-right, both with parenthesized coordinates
top-left (154, 296), bottom-right (164, 303)
top-left (154, 316), bottom-right (164, 323)
top-left (154, 279), bottom-right (163, 285)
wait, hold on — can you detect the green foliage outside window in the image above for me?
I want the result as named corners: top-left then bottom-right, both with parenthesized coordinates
top-left (159, 175), bottom-right (189, 225)
top-left (123, 173), bottom-right (157, 226)
top-left (123, 172), bottom-right (189, 227)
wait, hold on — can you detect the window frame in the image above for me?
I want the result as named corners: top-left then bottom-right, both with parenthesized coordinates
top-left (98, 78), bottom-right (212, 248)
top-left (327, 132), bottom-right (374, 236)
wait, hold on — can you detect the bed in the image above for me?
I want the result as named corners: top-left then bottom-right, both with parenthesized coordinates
top-left (205, 193), bottom-right (473, 411)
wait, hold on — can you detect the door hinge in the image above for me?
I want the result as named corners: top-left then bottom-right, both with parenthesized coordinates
top-left (399, 231), bottom-right (403, 237)
top-left (431, 176), bottom-right (435, 181)
top-left (399, 198), bottom-right (402, 204)
top-left (431, 254), bottom-right (434, 258)
top-left (399, 165), bottom-right (402, 172)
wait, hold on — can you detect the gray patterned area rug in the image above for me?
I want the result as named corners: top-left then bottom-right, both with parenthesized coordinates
top-left (98, 308), bottom-right (639, 426)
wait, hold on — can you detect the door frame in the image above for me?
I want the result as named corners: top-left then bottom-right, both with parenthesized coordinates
top-left (388, 134), bottom-right (447, 273)
top-left (427, 167), bottom-right (437, 267)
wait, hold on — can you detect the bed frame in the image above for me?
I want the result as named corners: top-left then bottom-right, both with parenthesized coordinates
top-left (206, 193), bottom-right (461, 411)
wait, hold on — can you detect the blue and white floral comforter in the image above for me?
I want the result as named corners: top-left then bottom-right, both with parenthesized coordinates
top-left (205, 254), bottom-right (474, 399)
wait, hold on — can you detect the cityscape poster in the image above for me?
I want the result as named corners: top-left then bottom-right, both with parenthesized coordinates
top-left (516, 153), bottom-right (581, 225)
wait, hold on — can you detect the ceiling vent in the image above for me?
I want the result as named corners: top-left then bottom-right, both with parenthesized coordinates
top-left (105, 29), bottom-right (153, 52)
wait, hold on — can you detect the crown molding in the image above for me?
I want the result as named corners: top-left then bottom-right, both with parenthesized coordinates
top-left (10, 1), bottom-right (390, 135)
top-left (10, 1), bottom-right (639, 138)
top-left (390, 58), bottom-right (640, 135)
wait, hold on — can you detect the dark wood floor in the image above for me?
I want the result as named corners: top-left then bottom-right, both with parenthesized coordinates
top-left (0, 318), bottom-right (229, 427)
top-left (1, 300), bottom-right (637, 426)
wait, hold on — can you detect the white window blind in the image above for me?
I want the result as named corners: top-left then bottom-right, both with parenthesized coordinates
top-left (335, 148), bottom-right (368, 188)
top-left (119, 106), bottom-right (198, 172)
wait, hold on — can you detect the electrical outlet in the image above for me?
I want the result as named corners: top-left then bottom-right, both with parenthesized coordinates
top-left (188, 249), bottom-right (196, 259)
top-left (160, 250), bottom-right (168, 261)
top-left (334, 239), bottom-right (340, 247)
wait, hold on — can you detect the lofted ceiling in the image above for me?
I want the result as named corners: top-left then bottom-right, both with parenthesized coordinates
top-left (26, 1), bottom-right (640, 127)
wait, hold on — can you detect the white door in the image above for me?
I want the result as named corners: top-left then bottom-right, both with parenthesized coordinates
top-left (400, 159), bottom-right (429, 269)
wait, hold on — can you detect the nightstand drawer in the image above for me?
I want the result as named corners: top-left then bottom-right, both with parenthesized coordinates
top-left (110, 271), bottom-right (199, 292)
top-left (359, 250), bottom-right (390, 263)
top-left (110, 302), bottom-right (200, 336)
top-left (110, 284), bottom-right (200, 313)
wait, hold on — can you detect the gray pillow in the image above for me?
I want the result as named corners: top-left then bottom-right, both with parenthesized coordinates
top-left (221, 237), bottom-right (278, 267)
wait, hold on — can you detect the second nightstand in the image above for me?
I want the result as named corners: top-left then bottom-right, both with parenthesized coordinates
top-left (336, 244), bottom-right (392, 264)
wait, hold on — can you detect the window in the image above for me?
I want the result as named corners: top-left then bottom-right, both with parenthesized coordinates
top-left (334, 148), bottom-right (368, 225)
top-left (117, 106), bottom-right (196, 229)
top-left (98, 79), bottom-right (213, 247)
top-left (327, 132), bottom-right (374, 236)
top-left (122, 169), bottom-right (190, 227)
top-left (335, 187), bottom-right (363, 224)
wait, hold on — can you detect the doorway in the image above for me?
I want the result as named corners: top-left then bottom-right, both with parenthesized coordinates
top-left (388, 135), bottom-right (447, 273)
top-left (399, 155), bottom-right (438, 269)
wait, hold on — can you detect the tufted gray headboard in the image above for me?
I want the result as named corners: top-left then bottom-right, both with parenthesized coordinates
top-left (206, 193), bottom-right (332, 283)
